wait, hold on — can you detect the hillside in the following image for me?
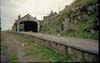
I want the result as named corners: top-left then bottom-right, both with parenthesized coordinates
top-left (41, 0), bottom-right (99, 40)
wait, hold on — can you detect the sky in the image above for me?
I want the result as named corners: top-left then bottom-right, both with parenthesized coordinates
top-left (1, 0), bottom-right (75, 30)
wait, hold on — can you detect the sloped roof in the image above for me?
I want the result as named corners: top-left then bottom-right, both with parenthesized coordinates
top-left (16, 14), bottom-right (38, 22)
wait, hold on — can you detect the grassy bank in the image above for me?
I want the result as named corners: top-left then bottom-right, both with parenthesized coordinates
top-left (8, 52), bottom-right (18, 62)
top-left (13, 33), bottom-right (72, 62)
top-left (41, 0), bottom-right (98, 40)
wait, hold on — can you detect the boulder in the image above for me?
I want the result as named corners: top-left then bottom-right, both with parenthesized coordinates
top-left (74, 20), bottom-right (78, 24)
top-left (82, 14), bottom-right (88, 20)
top-left (91, 29), bottom-right (96, 34)
top-left (77, 16), bottom-right (82, 21)
top-left (87, 5), bottom-right (96, 13)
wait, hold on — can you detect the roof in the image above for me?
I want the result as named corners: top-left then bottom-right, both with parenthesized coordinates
top-left (16, 14), bottom-right (38, 22)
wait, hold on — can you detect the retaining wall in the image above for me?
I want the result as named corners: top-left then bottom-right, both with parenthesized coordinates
top-left (11, 32), bottom-right (99, 62)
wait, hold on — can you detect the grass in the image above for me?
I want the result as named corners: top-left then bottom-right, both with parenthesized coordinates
top-left (41, 13), bottom-right (98, 40)
top-left (62, 14), bottom-right (99, 40)
top-left (76, 0), bottom-right (97, 6)
top-left (13, 33), bottom-right (72, 62)
top-left (8, 52), bottom-right (18, 62)
top-left (1, 32), bottom-right (6, 51)
top-left (1, 32), bottom-right (18, 62)
top-left (41, 0), bottom-right (98, 40)
top-left (25, 43), bottom-right (72, 62)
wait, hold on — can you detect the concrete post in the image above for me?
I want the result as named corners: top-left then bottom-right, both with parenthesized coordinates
top-left (37, 22), bottom-right (40, 32)
top-left (17, 22), bottom-right (19, 32)
top-left (23, 22), bottom-right (24, 31)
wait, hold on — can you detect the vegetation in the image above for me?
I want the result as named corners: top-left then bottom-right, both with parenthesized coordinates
top-left (1, 35), bottom-right (5, 51)
top-left (1, 32), bottom-right (7, 52)
top-left (62, 14), bottom-right (98, 40)
top-left (41, 0), bottom-right (98, 40)
top-left (14, 33), bottom-right (72, 62)
top-left (8, 52), bottom-right (18, 62)
top-left (75, 0), bottom-right (97, 6)
top-left (1, 32), bottom-right (18, 62)
top-left (25, 43), bottom-right (72, 62)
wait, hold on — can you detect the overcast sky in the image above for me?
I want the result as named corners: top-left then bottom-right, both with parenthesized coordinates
top-left (1, 0), bottom-right (75, 30)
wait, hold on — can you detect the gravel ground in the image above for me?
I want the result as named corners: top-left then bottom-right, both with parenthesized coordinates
top-left (1, 32), bottom-right (33, 62)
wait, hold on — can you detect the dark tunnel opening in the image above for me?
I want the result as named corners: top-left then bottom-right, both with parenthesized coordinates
top-left (20, 21), bottom-right (38, 32)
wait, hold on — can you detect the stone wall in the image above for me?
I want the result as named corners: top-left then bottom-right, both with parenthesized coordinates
top-left (12, 32), bottom-right (99, 62)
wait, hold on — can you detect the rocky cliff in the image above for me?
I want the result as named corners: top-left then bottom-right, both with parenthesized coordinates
top-left (41, 0), bottom-right (99, 40)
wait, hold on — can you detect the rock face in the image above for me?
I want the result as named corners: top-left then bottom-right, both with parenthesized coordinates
top-left (41, 0), bottom-right (99, 40)
top-left (62, 2), bottom-right (98, 33)
top-left (62, 18), bottom-right (71, 32)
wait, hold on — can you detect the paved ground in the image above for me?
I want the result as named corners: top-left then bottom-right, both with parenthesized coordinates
top-left (21, 32), bottom-right (99, 54)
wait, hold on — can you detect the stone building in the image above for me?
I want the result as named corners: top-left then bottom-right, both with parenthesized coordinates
top-left (12, 14), bottom-right (40, 32)
top-left (43, 11), bottom-right (57, 20)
